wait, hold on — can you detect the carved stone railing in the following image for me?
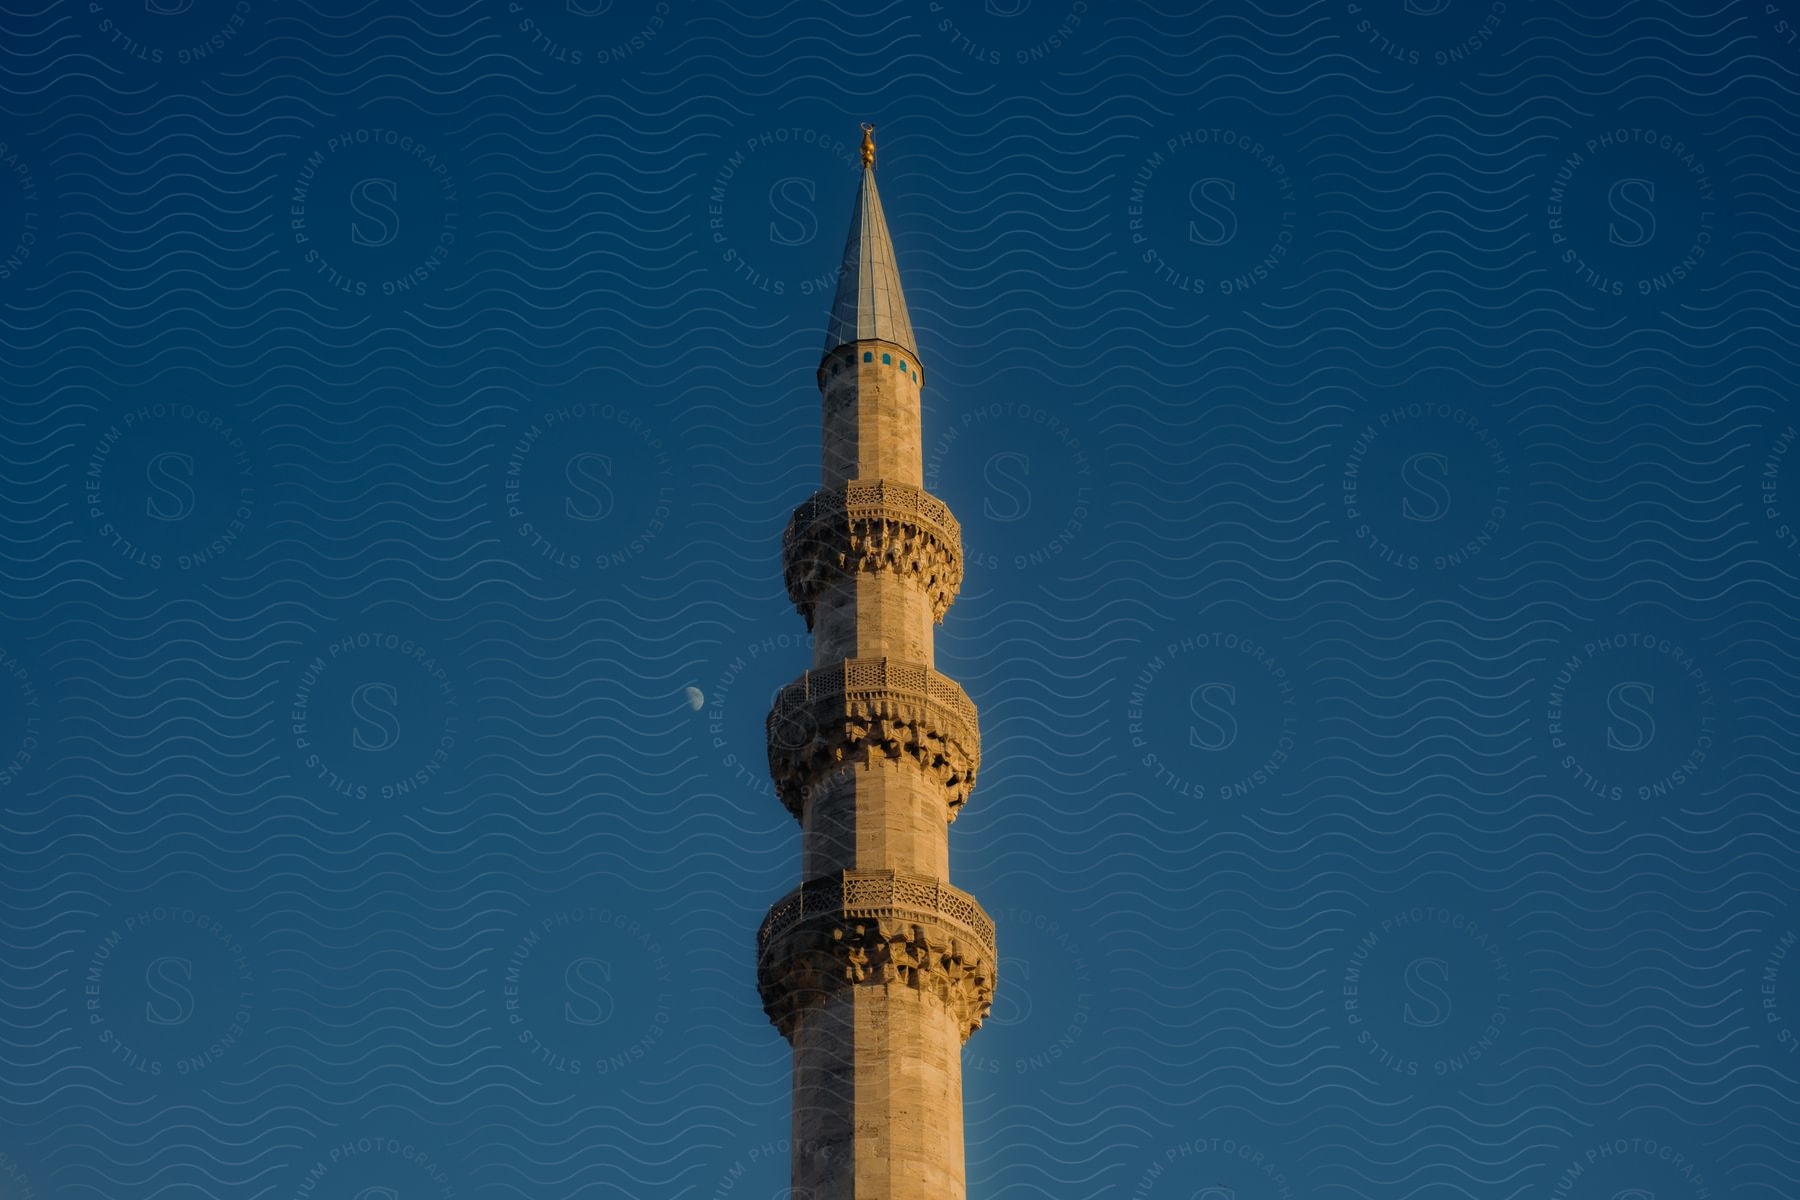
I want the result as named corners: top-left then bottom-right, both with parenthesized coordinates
top-left (758, 870), bottom-right (996, 954)
top-left (782, 480), bottom-right (964, 624)
top-left (766, 657), bottom-right (980, 821)
top-left (756, 870), bottom-right (997, 1042)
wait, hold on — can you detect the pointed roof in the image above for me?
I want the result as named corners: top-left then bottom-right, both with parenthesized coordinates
top-left (822, 160), bottom-right (918, 366)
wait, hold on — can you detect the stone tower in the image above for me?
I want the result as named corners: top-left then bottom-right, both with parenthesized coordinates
top-left (755, 125), bottom-right (996, 1198)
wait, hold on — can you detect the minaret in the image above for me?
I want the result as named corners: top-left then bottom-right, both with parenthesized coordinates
top-left (756, 125), bottom-right (995, 1198)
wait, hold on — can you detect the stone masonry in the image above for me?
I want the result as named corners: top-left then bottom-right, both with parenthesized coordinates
top-left (755, 125), bottom-right (995, 1199)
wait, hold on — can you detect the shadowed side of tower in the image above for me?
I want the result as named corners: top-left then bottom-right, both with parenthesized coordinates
top-left (756, 126), bottom-right (995, 1199)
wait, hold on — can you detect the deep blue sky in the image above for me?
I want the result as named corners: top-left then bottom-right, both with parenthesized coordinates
top-left (3, 1), bottom-right (1800, 1197)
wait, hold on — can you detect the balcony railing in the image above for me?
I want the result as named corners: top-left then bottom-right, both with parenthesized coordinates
top-left (781, 480), bottom-right (961, 557)
top-left (765, 657), bottom-right (979, 742)
top-left (758, 870), bottom-right (996, 957)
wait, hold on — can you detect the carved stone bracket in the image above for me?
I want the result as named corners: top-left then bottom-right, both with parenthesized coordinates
top-left (782, 480), bottom-right (964, 625)
top-left (766, 657), bottom-right (980, 821)
top-left (757, 870), bottom-right (997, 1042)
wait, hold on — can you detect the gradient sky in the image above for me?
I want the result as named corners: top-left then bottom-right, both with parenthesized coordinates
top-left (3, 1), bottom-right (1799, 1197)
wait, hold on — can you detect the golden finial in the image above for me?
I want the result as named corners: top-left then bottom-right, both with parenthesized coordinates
top-left (860, 123), bottom-right (876, 170)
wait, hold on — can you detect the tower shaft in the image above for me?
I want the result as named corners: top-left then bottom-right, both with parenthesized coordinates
top-left (756, 133), bottom-right (993, 1198)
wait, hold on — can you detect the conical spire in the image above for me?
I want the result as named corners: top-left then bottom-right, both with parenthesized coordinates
top-left (822, 125), bottom-right (918, 366)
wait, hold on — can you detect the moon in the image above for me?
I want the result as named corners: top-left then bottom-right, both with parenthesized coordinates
top-left (684, 686), bottom-right (705, 711)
